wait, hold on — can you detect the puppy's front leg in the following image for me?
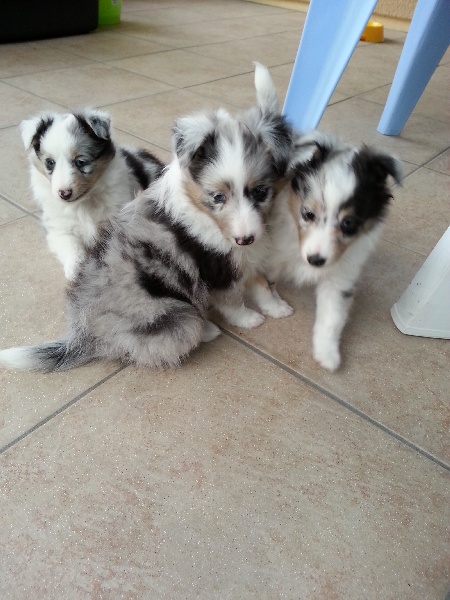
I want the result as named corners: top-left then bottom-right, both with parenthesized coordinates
top-left (46, 231), bottom-right (85, 280)
top-left (313, 279), bottom-right (354, 371)
top-left (246, 274), bottom-right (293, 318)
top-left (211, 285), bottom-right (265, 329)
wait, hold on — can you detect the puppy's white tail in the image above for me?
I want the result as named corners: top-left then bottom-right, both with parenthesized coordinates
top-left (253, 62), bottom-right (279, 115)
top-left (0, 340), bottom-right (93, 373)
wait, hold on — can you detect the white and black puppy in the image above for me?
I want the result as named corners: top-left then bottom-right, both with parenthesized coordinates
top-left (0, 67), bottom-right (293, 373)
top-left (21, 109), bottom-right (164, 279)
top-left (177, 63), bottom-right (294, 328)
top-left (265, 131), bottom-right (402, 371)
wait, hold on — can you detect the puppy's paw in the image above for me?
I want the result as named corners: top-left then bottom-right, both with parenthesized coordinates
top-left (201, 320), bottom-right (221, 343)
top-left (237, 309), bottom-right (265, 329)
top-left (262, 298), bottom-right (294, 319)
top-left (63, 260), bottom-right (79, 280)
top-left (313, 344), bottom-right (341, 372)
top-left (220, 305), bottom-right (265, 329)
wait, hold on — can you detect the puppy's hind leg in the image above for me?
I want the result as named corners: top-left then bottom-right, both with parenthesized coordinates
top-left (312, 280), bottom-right (354, 371)
top-left (114, 303), bottom-right (206, 369)
top-left (201, 320), bottom-right (221, 343)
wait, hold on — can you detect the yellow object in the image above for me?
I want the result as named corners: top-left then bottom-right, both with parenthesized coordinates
top-left (361, 21), bottom-right (384, 43)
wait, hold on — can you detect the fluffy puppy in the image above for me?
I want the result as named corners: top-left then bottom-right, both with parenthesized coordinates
top-left (21, 109), bottom-right (164, 279)
top-left (181, 62), bottom-right (294, 328)
top-left (265, 130), bottom-right (402, 371)
top-left (0, 70), bottom-right (293, 373)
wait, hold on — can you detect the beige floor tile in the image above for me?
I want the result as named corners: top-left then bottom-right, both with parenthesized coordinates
top-left (121, 0), bottom-right (182, 11)
top-left (0, 217), bottom-right (122, 448)
top-left (427, 148), bottom-right (450, 176)
top-left (0, 42), bottom-right (92, 78)
top-left (188, 10), bottom-right (305, 40)
top-left (109, 49), bottom-right (250, 88)
top-left (188, 30), bottom-right (301, 67)
top-left (267, 61), bottom-right (295, 82)
top-left (192, 0), bottom-right (292, 18)
top-left (41, 30), bottom-right (169, 62)
top-left (358, 65), bottom-right (450, 125)
top-left (117, 6), bottom-right (214, 27)
top-left (102, 89), bottom-right (240, 150)
top-left (112, 128), bottom-right (171, 163)
top-left (216, 240), bottom-right (450, 464)
top-left (332, 41), bottom-right (404, 100)
top-left (188, 70), bottom-right (289, 109)
top-left (439, 44), bottom-right (450, 65)
top-left (117, 15), bottom-right (234, 48)
top-left (0, 126), bottom-right (35, 211)
top-left (0, 199), bottom-right (27, 226)
top-left (0, 337), bottom-right (448, 599)
top-left (319, 97), bottom-right (450, 165)
top-left (383, 167), bottom-right (450, 256)
top-left (7, 64), bottom-right (174, 110)
top-left (0, 82), bottom-right (64, 129)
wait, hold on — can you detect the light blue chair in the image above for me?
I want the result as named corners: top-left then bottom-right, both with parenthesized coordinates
top-left (378, 0), bottom-right (450, 136)
top-left (282, 0), bottom-right (377, 131)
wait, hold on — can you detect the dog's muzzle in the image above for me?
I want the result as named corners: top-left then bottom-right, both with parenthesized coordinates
top-left (307, 253), bottom-right (326, 267)
top-left (235, 236), bottom-right (255, 246)
top-left (58, 189), bottom-right (73, 201)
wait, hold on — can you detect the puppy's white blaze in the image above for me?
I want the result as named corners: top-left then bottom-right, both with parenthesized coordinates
top-left (51, 157), bottom-right (74, 197)
top-left (302, 226), bottom-right (336, 264)
top-left (322, 157), bottom-right (357, 213)
top-left (0, 347), bottom-right (38, 371)
top-left (253, 61), bottom-right (279, 114)
top-left (231, 197), bottom-right (263, 241)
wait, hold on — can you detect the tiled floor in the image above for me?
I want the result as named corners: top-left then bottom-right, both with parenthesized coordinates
top-left (0, 0), bottom-right (449, 598)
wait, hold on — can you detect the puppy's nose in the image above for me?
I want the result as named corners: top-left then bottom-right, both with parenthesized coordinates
top-left (307, 254), bottom-right (326, 267)
top-left (58, 189), bottom-right (73, 200)
top-left (235, 236), bottom-right (255, 246)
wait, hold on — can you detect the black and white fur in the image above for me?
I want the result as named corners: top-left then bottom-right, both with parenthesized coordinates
top-left (0, 65), bottom-right (293, 373)
top-left (21, 109), bottom-right (164, 279)
top-left (179, 62), bottom-right (294, 328)
top-left (265, 130), bottom-right (402, 371)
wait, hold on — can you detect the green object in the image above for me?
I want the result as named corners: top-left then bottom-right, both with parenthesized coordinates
top-left (98, 0), bottom-right (122, 26)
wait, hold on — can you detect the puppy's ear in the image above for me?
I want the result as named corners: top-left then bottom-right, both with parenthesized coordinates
top-left (354, 147), bottom-right (403, 186)
top-left (371, 152), bottom-right (403, 185)
top-left (81, 109), bottom-right (111, 140)
top-left (20, 114), bottom-right (54, 150)
top-left (291, 140), bottom-right (322, 169)
top-left (253, 62), bottom-right (279, 115)
top-left (290, 133), bottom-right (333, 194)
top-left (290, 130), bottom-right (340, 170)
top-left (172, 112), bottom-right (218, 168)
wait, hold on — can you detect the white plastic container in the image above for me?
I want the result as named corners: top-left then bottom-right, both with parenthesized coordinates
top-left (391, 226), bottom-right (450, 338)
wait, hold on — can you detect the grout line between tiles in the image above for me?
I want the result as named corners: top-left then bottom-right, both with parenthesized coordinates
top-left (0, 365), bottom-right (127, 456)
top-left (0, 195), bottom-right (36, 217)
top-left (221, 328), bottom-right (450, 473)
top-left (423, 145), bottom-right (450, 170)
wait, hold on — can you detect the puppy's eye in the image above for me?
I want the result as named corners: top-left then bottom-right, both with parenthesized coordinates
top-left (251, 186), bottom-right (269, 203)
top-left (302, 209), bottom-right (315, 222)
top-left (45, 158), bottom-right (55, 171)
top-left (75, 157), bottom-right (89, 170)
top-left (212, 192), bottom-right (226, 205)
top-left (340, 216), bottom-right (358, 236)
